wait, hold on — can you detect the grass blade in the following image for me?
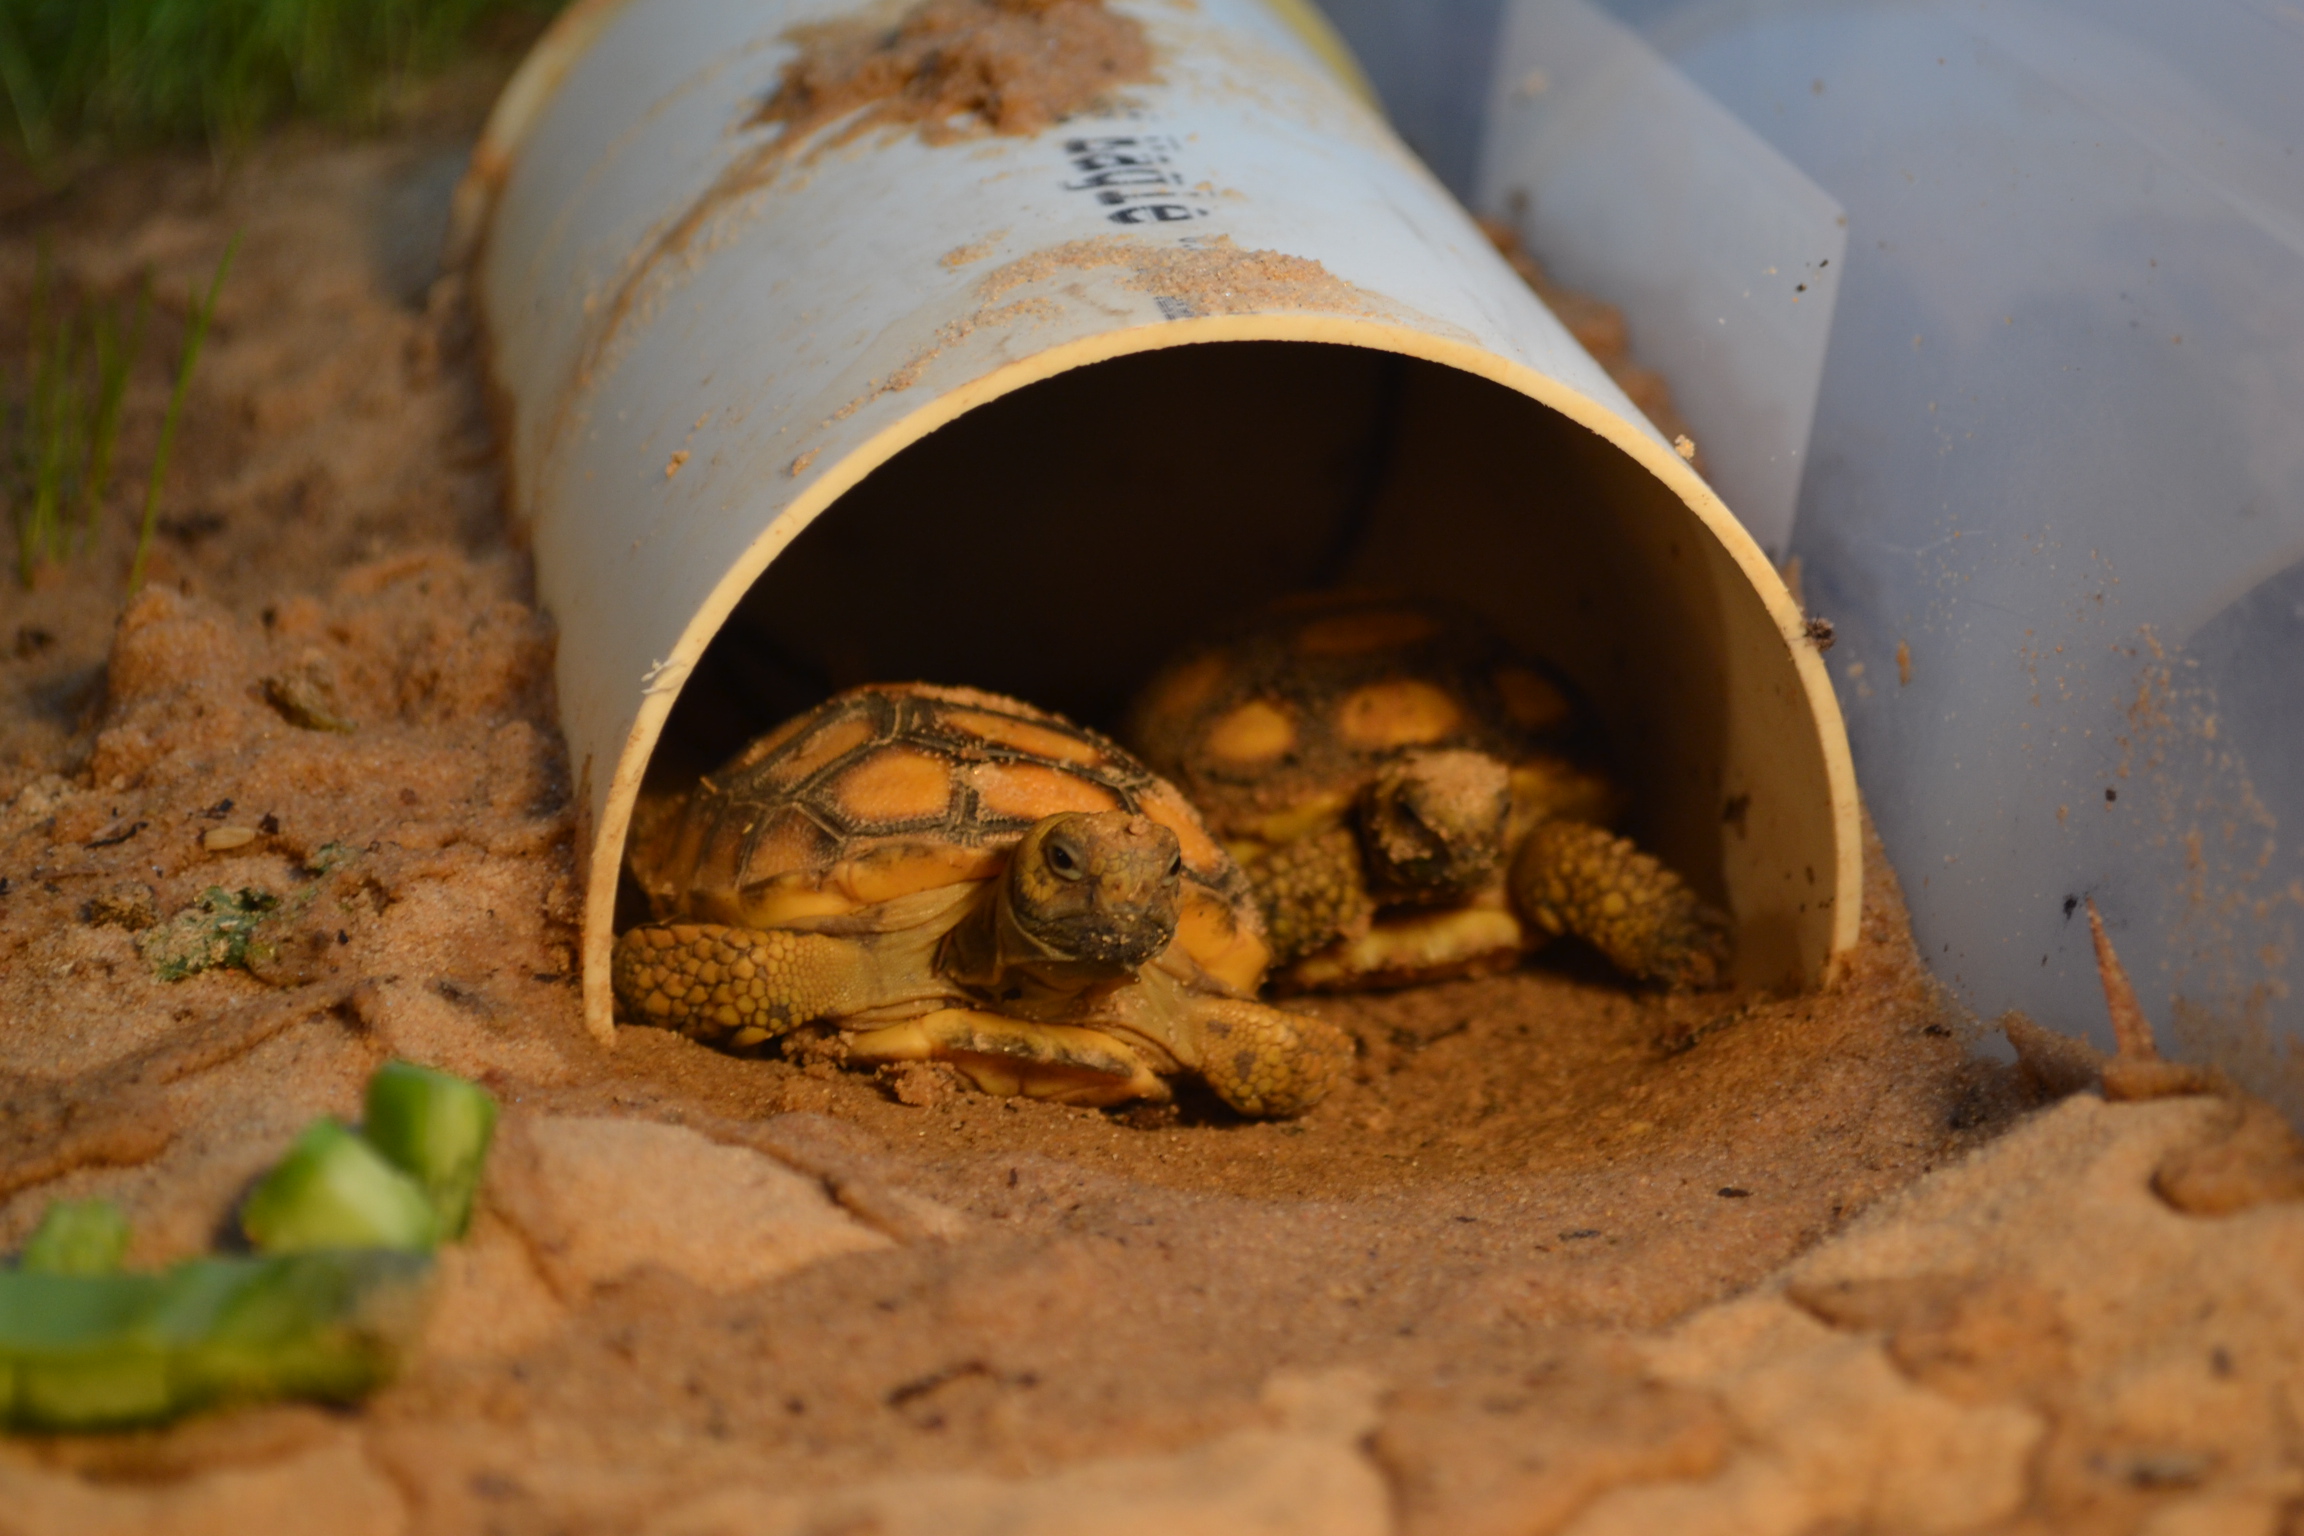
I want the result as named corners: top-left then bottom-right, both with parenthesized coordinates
top-left (13, 242), bottom-right (53, 586)
top-left (41, 312), bottom-right (83, 566)
top-left (79, 276), bottom-right (150, 549)
top-left (19, 250), bottom-right (86, 584)
top-left (0, 3), bottom-right (54, 170)
top-left (129, 231), bottom-right (237, 596)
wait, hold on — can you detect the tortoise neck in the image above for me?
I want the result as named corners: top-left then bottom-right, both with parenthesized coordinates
top-left (940, 880), bottom-right (1118, 1002)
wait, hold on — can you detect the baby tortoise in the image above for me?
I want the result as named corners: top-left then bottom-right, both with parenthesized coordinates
top-left (1125, 594), bottom-right (1729, 992)
top-left (613, 683), bottom-right (1349, 1116)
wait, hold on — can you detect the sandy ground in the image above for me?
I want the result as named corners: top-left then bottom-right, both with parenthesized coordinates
top-left (4, 102), bottom-right (2303, 1536)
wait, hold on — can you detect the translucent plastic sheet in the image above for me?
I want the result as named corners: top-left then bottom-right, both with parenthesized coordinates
top-left (1326, 0), bottom-right (2304, 1109)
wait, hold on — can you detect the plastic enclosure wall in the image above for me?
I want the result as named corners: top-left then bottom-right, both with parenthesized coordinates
top-left (1328, 0), bottom-right (2304, 1112)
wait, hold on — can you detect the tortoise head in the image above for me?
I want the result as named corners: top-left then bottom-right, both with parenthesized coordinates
top-left (1005, 811), bottom-right (1183, 970)
top-left (1357, 749), bottom-right (1512, 903)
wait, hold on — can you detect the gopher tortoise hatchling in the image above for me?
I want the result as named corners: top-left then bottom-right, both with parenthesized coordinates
top-left (612, 682), bottom-right (1350, 1116)
top-left (1124, 594), bottom-right (1730, 993)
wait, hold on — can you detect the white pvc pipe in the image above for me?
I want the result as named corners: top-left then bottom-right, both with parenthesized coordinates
top-left (461, 0), bottom-right (1861, 1043)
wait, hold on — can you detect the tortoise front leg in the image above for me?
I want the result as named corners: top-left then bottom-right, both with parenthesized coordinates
top-left (611, 923), bottom-right (867, 1047)
top-left (1508, 821), bottom-right (1729, 989)
top-left (1189, 997), bottom-right (1352, 1118)
top-left (1245, 825), bottom-right (1376, 965)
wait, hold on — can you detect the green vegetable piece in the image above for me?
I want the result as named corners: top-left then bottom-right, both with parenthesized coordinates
top-left (240, 1121), bottom-right (438, 1255)
top-left (164, 1251), bottom-right (433, 1411)
top-left (362, 1061), bottom-right (497, 1238)
top-left (0, 1251), bottom-right (432, 1432)
top-left (20, 1200), bottom-right (131, 1276)
top-left (0, 1270), bottom-right (171, 1429)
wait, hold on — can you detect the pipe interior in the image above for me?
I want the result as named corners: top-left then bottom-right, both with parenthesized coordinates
top-left (637, 341), bottom-right (1811, 980)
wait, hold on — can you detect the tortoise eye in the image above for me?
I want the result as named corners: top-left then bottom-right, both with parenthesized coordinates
top-left (1046, 840), bottom-right (1082, 879)
top-left (1390, 798), bottom-right (1434, 839)
top-left (1168, 854), bottom-right (1183, 878)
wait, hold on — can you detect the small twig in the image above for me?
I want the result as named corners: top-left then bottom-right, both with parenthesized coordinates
top-left (2085, 897), bottom-right (2159, 1061)
top-left (2086, 897), bottom-right (2223, 1102)
top-left (129, 231), bottom-right (239, 596)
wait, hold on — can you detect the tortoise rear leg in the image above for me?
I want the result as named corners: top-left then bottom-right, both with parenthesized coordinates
top-left (1246, 825), bottom-right (1376, 965)
top-left (1508, 821), bottom-right (1729, 989)
top-left (847, 1009), bottom-right (1167, 1107)
top-left (1189, 997), bottom-right (1352, 1118)
top-left (612, 923), bottom-right (866, 1047)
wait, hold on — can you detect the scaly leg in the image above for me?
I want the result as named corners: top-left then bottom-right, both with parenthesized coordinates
top-left (846, 1009), bottom-right (1167, 1107)
top-left (1189, 997), bottom-right (1352, 1118)
top-left (1246, 825), bottom-right (1376, 965)
top-left (611, 923), bottom-right (867, 1047)
top-left (1508, 820), bottom-right (1729, 990)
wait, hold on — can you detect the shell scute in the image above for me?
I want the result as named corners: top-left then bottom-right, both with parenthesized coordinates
top-left (1205, 698), bottom-right (1297, 764)
top-left (719, 709), bottom-right (816, 775)
top-left (1495, 664), bottom-right (1572, 732)
top-left (739, 808), bottom-right (836, 885)
top-left (767, 712), bottom-right (877, 787)
top-left (968, 759), bottom-right (1121, 822)
top-left (940, 707), bottom-right (1112, 767)
top-left (831, 745), bottom-right (954, 824)
top-left (1336, 678), bottom-right (1462, 748)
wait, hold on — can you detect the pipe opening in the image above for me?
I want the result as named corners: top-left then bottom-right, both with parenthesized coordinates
top-left (627, 339), bottom-right (1822, 983)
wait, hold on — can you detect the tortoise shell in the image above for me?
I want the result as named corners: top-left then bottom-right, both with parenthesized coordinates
top-left (1124, 593), bottom-right (1621, 844)
top-left (628, 682), bottom-right (1269, 993)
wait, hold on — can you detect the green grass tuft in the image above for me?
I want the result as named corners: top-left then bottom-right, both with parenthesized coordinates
top-left (0, 0), bottom-right (564, 162)
top-left (128, 231), bottom-right (236, 597)
top-left (83, 280), bottom-right (150, 544)
top-left (8, 248), bottom-right (153, 587)
top-left (17, 246), bottom-right (80, 580)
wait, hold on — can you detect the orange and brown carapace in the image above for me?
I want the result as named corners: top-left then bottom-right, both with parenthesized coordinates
top-left (1125, 594), bottom-right (1729, 993)
top-left (614, 683), bottom-right (1347, 1116)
